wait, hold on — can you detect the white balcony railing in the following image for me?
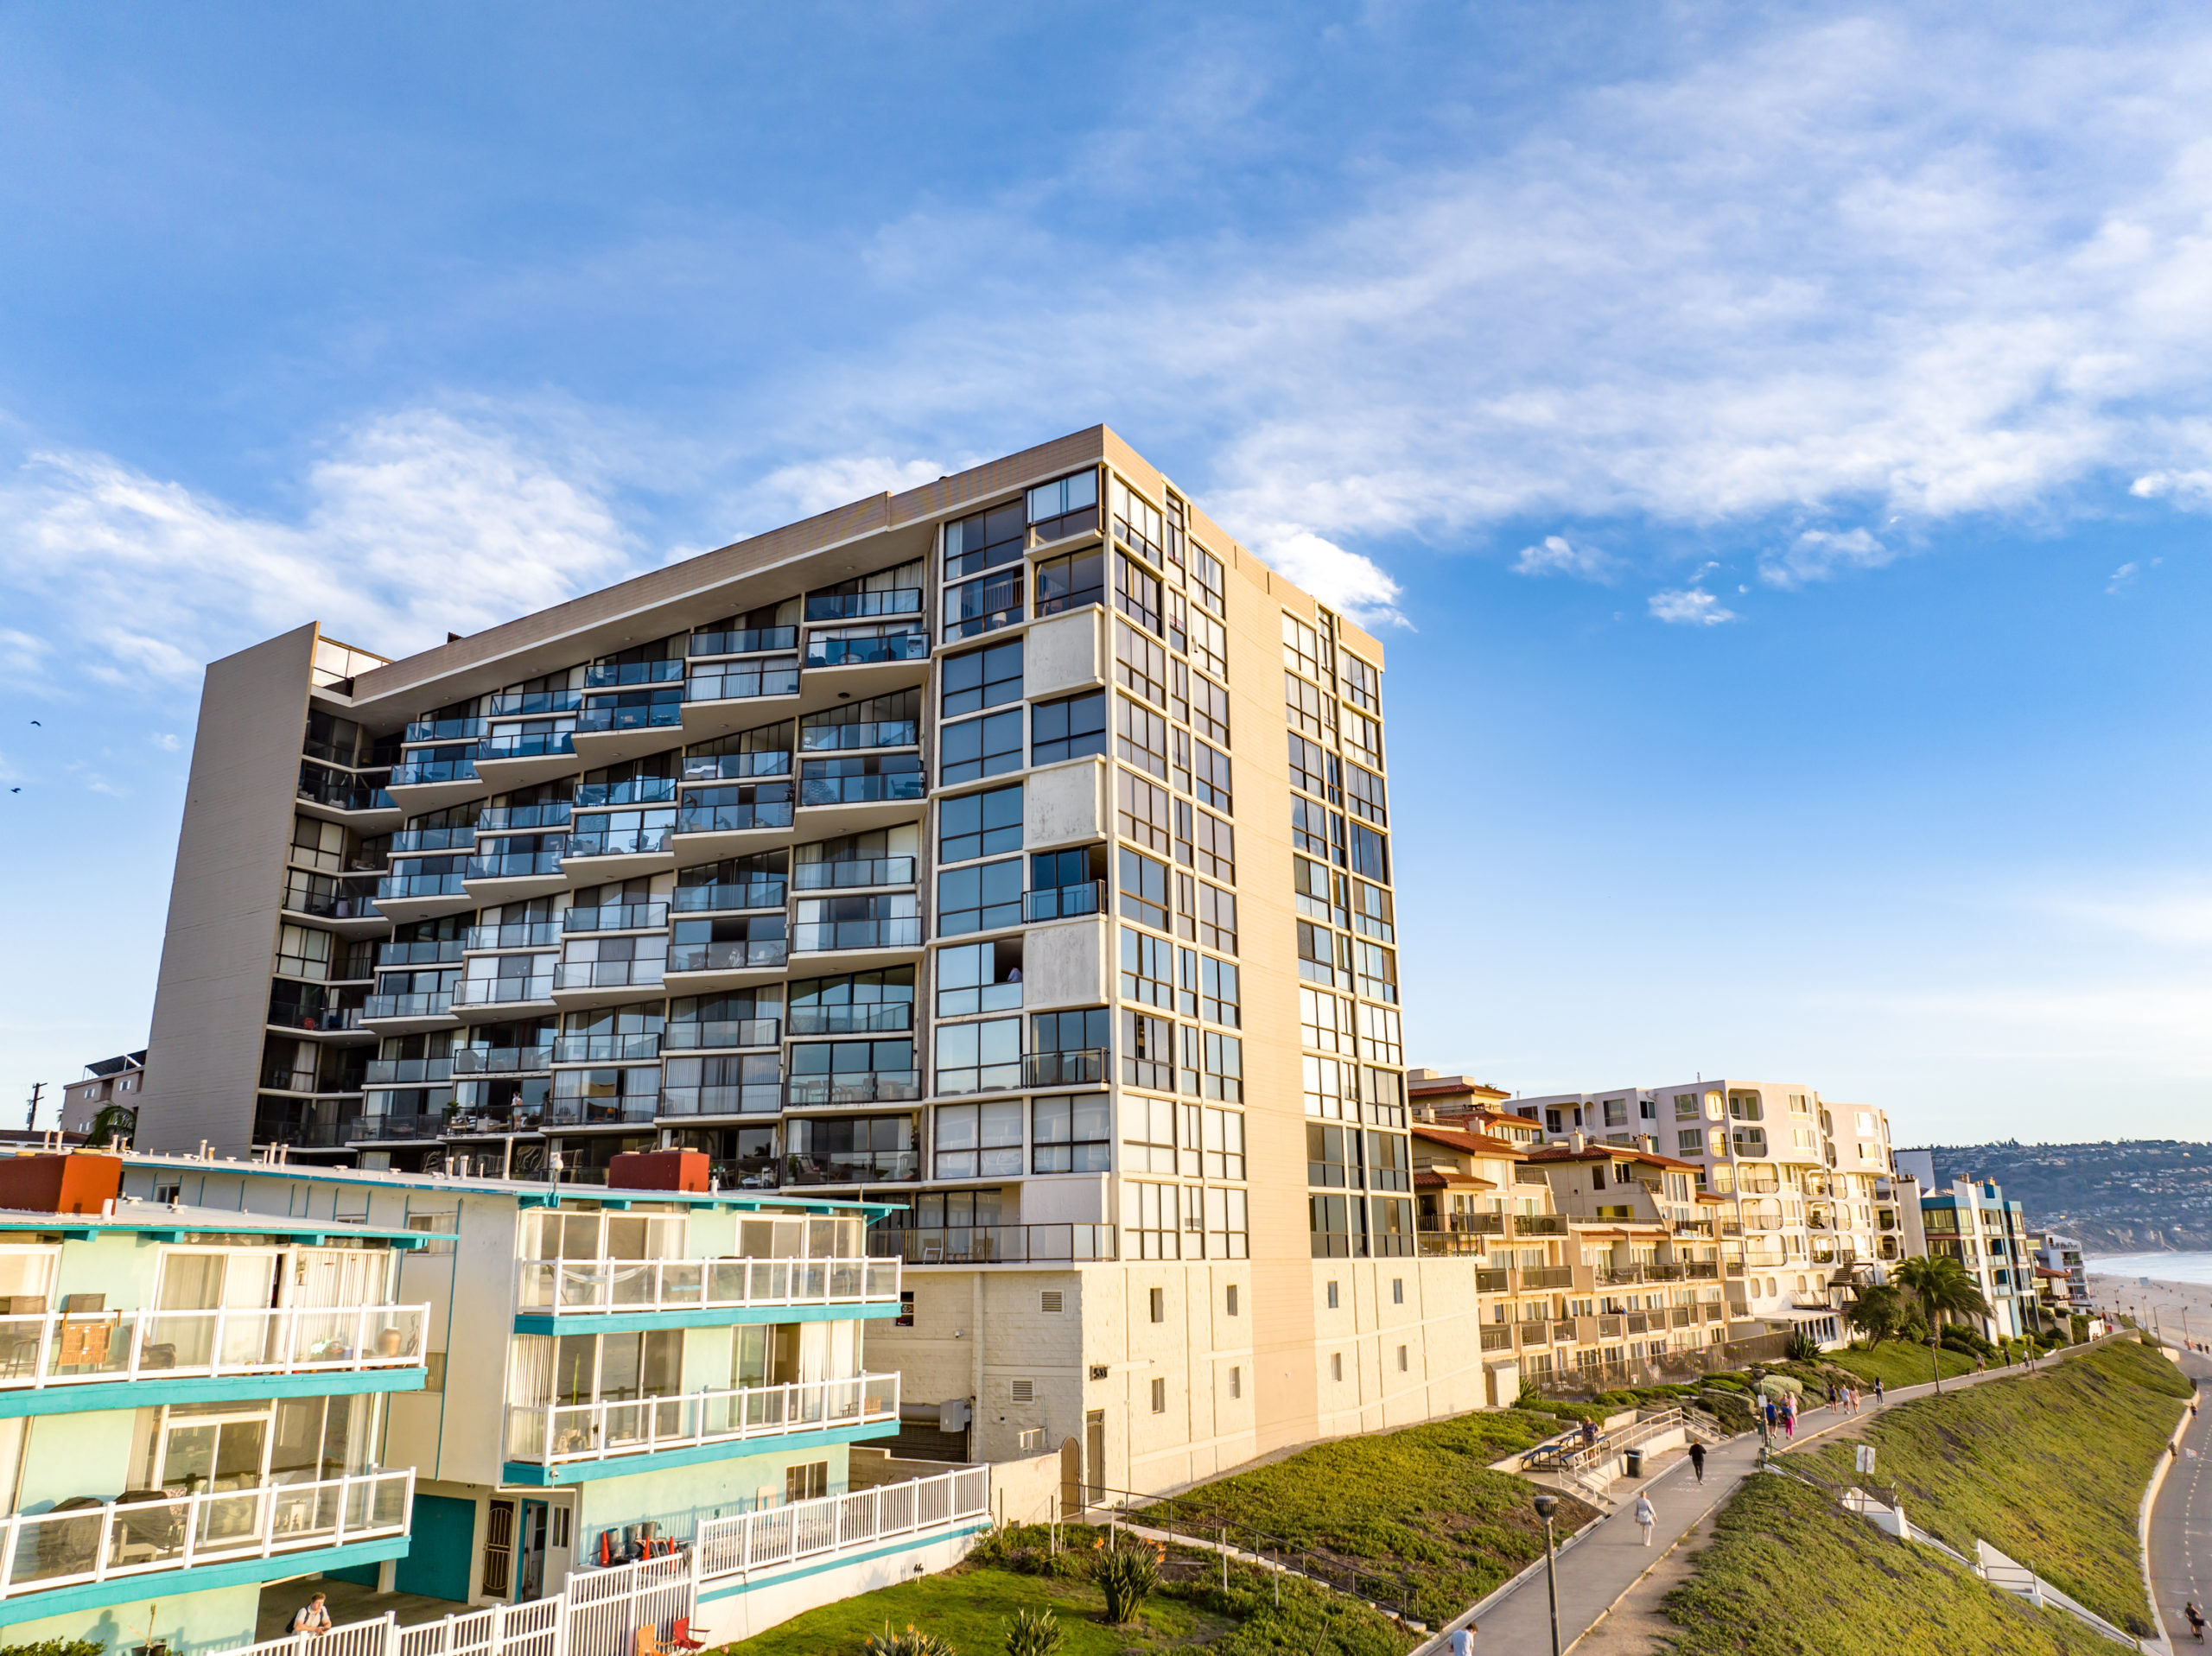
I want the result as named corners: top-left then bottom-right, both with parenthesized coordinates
top-left (0, 1467), bottom-right (413, 1602)
top-left (696, 1464), bottom-right (990, 1580)
top-left (505, 1374), bottom-right (899, 1466)
top-left (0, 1304), bottom-right (429, 1392)
top-left (515, 1257), bottom-right (899, 1316)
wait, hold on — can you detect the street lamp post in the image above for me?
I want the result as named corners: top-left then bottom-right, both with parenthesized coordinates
top-left (1533, 1492), bottom-right (1561, 1656)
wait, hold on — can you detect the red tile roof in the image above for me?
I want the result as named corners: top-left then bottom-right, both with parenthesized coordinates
top-left (1409, 1123), bottom-right (1529, 1158)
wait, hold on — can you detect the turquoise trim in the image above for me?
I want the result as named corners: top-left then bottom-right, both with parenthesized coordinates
top-left (0, 1214), bottom-right (427, 1246)
top-left (0, 1365), bottom-right (425, 1420)
top-left (0, 1533), bottom-right (409, 1621)
top-left (500, 1419), bottom-right (896, 1485)
top-left (512, 1303), bottom-right (899, 1336)
top-left (696, 1523), bottom-right (988, 1601)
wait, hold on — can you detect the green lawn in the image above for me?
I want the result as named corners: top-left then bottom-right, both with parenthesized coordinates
top-left (1801, 1337), bottom-right (2190, 1634)
top-left (1805, 1341), bottom-right (1980, 1391)
top-left (1663, 1470), bottom-right (2118, 1655)
top-left (1139, 1408), bottom-right (1597, 1628)
top-left (717, 1548), bottom-right (1415, 1656)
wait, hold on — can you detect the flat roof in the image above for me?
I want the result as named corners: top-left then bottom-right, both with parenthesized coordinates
top-left (0, 1196), bottom-right (424, 1246)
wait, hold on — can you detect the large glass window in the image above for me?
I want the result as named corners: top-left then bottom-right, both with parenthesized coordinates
top-left (1033, 1094), bottom-right (1109, 1174)
top-left (943, 499), bottom-right (1027, 581)
top-left (1117, 848), bottom-right (1168, 931)
top-left (787, 968), bottom-right (915, 1035)
top-left (1032, 691), bottom-right (1107, 765)
top-left (1190, 674), bottom-right (1230, 745)
top-left (944, 567), bottom-right (1025, 641)
top-left (1120, 1011), bottom-right (1173, 1090)
top-left (1122, 1094), bottom-right (1176, 1173)
top-left (1203, 1031), bottom-right (1243, 1102)
top-left (938, 860), bottom-right (1022, 935)
top-left (1027, 469), bottom-right (1099, 541)
top-left (934, 1098), bottom-right (1024, 1178)
top-left (1120, 926), bottom-right (1174, 1009)
top-left (939, 784), bottom-right (1022, 864)
top-left (1115, 552), bottom-right (1162, 634)
top-left (934, 1019), bottom-right (1022, 1095)
top-left (1114, 619), bottom-right (1167, 707)
top-left (1192, 741), bottom-right (1231, 812)
top-left (1035, 547), bottom-right (1104, 616)
top-left (940, 709), bottom-right (1023, 784)
top-left (1117, 769), bottom-right (1170, 854)
top-left (936, 938), bottom-right (1023, 1017)
top-left (1345, 762), bottom-right (1387, 827)
top-left (1114, 697), bottom-right (1167, 779)
top-left (942, 639), bottom-right (1022, 718)
top-left (1201, 957), bottom-right (1240, 1027)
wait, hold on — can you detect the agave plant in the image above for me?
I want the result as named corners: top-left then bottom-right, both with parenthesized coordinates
top-left (1001, 1605), bottom-right (1065, 1656)
top-left (860, 1622), bottom-right (957, 1656)
top-left (1091, 1541), bottom-right (1160, 1625)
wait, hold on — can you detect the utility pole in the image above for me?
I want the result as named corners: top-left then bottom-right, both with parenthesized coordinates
top-left (23, 1082), bottom-right (41, 1132)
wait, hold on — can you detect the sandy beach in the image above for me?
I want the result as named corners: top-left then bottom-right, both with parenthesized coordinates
top-left (2085, 1266), bottom-right (2212, 1351)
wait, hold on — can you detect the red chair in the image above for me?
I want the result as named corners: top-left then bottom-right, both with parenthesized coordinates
top-left (670, 1620), bottom-right (706, 1652)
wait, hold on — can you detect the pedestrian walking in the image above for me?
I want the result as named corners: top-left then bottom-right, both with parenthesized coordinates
top-left (1634, 1492), bottom-right (1656, 1546)
top-left (289, 1594), bottom-right (333, 1638)
top-left (1448, 1622), bottom-right (1477, 1655)
top-left (1581, 1415), bottom-right (1599, 1450)
top-left (1874, 1377), bottom-right (1885, 1406)
top-left (1689, 1441), bottom-right (1707, 1484)
top-left (1783, 1402), bottom-right (1796, 1443)
top-left (1827, 1380), bottom-right (1838, 1412)
top-left (1764, 1395), bottom-right (1778, 1433)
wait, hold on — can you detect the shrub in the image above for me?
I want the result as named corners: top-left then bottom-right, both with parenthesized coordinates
top-left (1091, 1539), bottom-right (1160, 1624)
top-left (2, 1643), bottom-right (105, 1656)
top-left (999, 1606), bottom-right (1064, 1656)
top-left (1784, 1330), bottom-right (1823, 1362)
top-left (861, 1623), bottom-right (957, 1655)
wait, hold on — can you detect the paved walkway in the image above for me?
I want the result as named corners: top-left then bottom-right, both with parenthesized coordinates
top-left (2145, 1347), bottom-right (2212, 1647)
top-left (1446, 1348), bottom-right (2096, 1652)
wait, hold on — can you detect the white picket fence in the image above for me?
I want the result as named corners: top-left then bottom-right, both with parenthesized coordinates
top-left (214, 1469), bottom-right (991, 1656)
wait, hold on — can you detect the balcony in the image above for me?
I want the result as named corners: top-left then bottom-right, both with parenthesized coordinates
top-left (1023, 881), bottom-right (1105, 923)
top-left (466, 920), bottom-right (563, 951)
top-left (379, 937), bottom-right (465, 968)
top-left (792, 856), bottom-right (915, 891)
top-left (453, 1044), bottom-right (556, 1075)
top-left (682, 751), bottom-right (792, 784)
top-left (561, 822), bottom-right (677, 880)
top-left (585, 659), bottom-right (684, 688)
top-left (296, 765), bottom-right (400, 831)
top-left (543, 1097), bottom-right (660, 1128)
top-left (874, 1225), bottom-right (1116, 1266)
top-left (784, 1149), bottom-right (920, 1184)
top-left (372, 872), bottom-right (474, 923)
top-left (1426, 1213), bottom-right (1508, 1235)
top-left (555, 1033), bottom-right (664, 1064)
top-left (1020, 1049), bottom-right (1106, 1088)
top-left (690, 624), bottom-right (799, 657)
top-left (361, 993), bottom-right (456, 1030)
top-left (786, 1004), bottom-right (912, 1036)
top-left (1553, 1321), bottom-right (1578, 1343)
top-left (465, 848), bottom-right (571, 901)
top-left (515, 1255), bottom-right (898, 1316)
top-left (454, 976), bottom-right (556, 1012)
top-left (796, 764), bottom-right (926, 834)
top-left (404, 715), bottom-right (486, 744)
top-left (0, 1303), bottom-right (428, 1391)
top-left (1479, 1327), bottom-right (1513, 1353)
top-left (1683, 1260), bottom-right (1720, 1279)
top-left (1520, 1266), bottom-right (1574, 1289)
top-left (806, 589), bottom-right (923, 622)
top-left (574, 696), bottom-right (684, 767)
top-left (281, 882), bottom-right (387, 933)
top-left (1514, 1214), bottom-right (1569, 1235)
top-left (0, 1468), bottom-right (413, 1605)
top-left (801, 719), bottom-right (918, 752)
top-left (1673, 1219), bottom-right (1714, 1237)
top-left (551, 960), bottom-right (666, 1008)
top-left (386, 755), bottom-right (483, 815)
top-left (791, 917), bottom-right (923, 964)
top-left (658, 1083), bottom-right (781, 1117)
top-left (348, 1114), bottom-right (447, 1143)
top-left (1475, 1268), bottom-right (1510, 1293)
top-left (804, 629), bottom-right (928, 669)
top-left (364, 1057), bottom-right (452, 1086)
top-left (390, 826), bottom-right (476, 853)
top-left (671, 880), bottom-right (787, 914)
top-left (475, 730), bottom-right (578, 790)
top-left (674, 800), bottom-right (796, 860)
top-left (504, 1374), bottom-right (899, 1469)
top-left (487, 688), bottom-right (584, 717)
top-left (665, 937), bottom-right (788, 988)
top-left (785, 1071), bottom-right (921, 1107)
top-left (681, 660), bottom-right (801, 742)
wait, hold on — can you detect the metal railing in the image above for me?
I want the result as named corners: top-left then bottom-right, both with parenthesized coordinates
top-left (363, 993), bottom-right (454, 1020)
top-left (793, 856), bottom-right (916, 890)
top-left (804, 633), bottom-right (928, 669)
top-left (785, 1004), bottom-right (912, 1035)
top-left (657, 1084), bottom-right (781, 1116)
top-left (0, 1304), bottom-right (429, 1390)
top-left (1023, 881), bottom-right (1105, 922)
top-left (685, 663), bottom-right (799, 701)
top-left (1020, 1050), bottom-right (1107, 1087)
top-left (516, 1257), bottom-right (898, 1315)
top-left (677, 802), bottom-right (795, 835)
top-left (690, 624), bottom-right (799, 657)
top-left (804, 589), bottom-right (923, 621)
top-left (798, 773), bottom-right (925, 808)
top-left (681, 752), bottom-right (791, 783)
top-left (668, 939), bottom-right (788, 974)
top-left (553, 961), bottom-right (665, 992)
top-left (664, 1018), bottom-right (780, 1050)
top-left (505, 1374), bottom-right (899, 1465)
top-left (554, 1034), bottom-right (663, 1063)
top-left (453, 1044), bottom-right (554, 1075)
top-left (365, 1058), bottom-right (451, 1085)
top-left (785, 1071), bottom-right (921, 1106)
top-left (1514, 1214), bottom-right (1569, 1234)
top-left (454, 977), bottom-right (556, 1007)
top-left (696, 1465), bottom-right (988, 1582)
top-left (671, 881), bottom-right (787, 912)
top-left (871, 1224), bottom-right (1117, 1265)
top-left (792, 918), bottom-right (921, 953)
top-left (0, 1468), bottom-right (414, 1602)
top-left (800, 720), bottom-right (918, 752)
top-left (467, 921), bottom-right (563, 950)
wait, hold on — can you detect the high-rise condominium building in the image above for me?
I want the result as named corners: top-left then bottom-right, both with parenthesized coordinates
top-left (137, 427), bottom-right (1429, 1496)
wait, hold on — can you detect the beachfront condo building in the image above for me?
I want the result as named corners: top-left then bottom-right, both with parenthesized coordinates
top-left (129, 427), bottom-right (1446, 1502)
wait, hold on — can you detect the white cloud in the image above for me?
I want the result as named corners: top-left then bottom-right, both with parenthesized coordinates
top-left (1649, 587), bottom-right (1738, 626)
top-left (741, 454), bottom-right (954, 524)
top-left (2108, 561), bottom-right (2139, 593)
top-left (148, 732), bottom-right (180, 751)
top-left (1513, 534), bottom-right (1612, 581)
top-left (1251, 528), bottom-right (1408, 629)
top-left (1760, 527), bottom-right (1897, 589)
top-left (2130, 469), bottom-right (2212, 508)
top-left (0, 409), bottom-right (637, 688)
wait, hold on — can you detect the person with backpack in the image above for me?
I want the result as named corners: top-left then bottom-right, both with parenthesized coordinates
top-left (1688, 1440), bottom-right (1707, 1484)
top-left (2183, 1599), bottom-right (2205, 1641)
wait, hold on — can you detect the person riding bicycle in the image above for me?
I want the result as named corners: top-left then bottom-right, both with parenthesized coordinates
top-left (2183, 1598), bottom-right (2205, 1640)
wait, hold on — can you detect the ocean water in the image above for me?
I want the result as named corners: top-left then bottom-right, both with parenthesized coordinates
top-left (2085, 1250), bottom-right (2212, 1285)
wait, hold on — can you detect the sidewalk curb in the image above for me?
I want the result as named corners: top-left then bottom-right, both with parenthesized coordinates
top-left (2139, 1381), bottom-right (2194, 1653)
top-left (1407, 1511), bottom-right (1605, 1656)
top-left (1560, 1457), bottom-right (1739, 1655)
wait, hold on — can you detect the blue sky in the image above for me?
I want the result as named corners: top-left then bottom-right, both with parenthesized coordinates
top-left (4, 3), bottom-right (2211, 1145)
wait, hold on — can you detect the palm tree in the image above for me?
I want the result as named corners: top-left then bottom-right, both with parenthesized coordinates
top-left (1893, 1255), bottom-right (1991, 1393)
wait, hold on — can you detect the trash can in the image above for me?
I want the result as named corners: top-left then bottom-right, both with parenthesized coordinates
top-left (1624, 1448), bottom-right (1644, 1477)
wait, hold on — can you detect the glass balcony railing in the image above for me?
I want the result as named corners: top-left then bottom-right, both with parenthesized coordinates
top-left (390, 826), bottom-right (477, 853)
top-left (798, 772), bottom-right (925, 808)
top-left (873, 1225), bottom-right (1116, 1265)
top-left (804, 631), bottom-right (928, 669)
top-left (792, 917), bottom-right (921, 953)
top-left (799, 720), bottom-right (918, 752)
top-left (454, 977), bottom-right (556, 1007)
top-left (466, 921), bottom-right (563, 950)
top-left (389, 757), bottom-right (479, 787)
top-left (283, 885), bottom-right (383, 923)
top-left (565, 826), bottom-right (677, 859)
top-left (298, 766), bottom-right (396, 813)
top-left (375, 873), bottom-right (468, 903)
top-left (792, 856), bottom-right (916, 891)
top-left (1514, 1214), bottom-right (1570, 1235)
top-left (555, 1033), bottom-right (664, 1063)
top-left (576, 701), bottom-right (681, 734)
top-left (515, 1255), bottom-right (895, 1315)
top-left (486, 688), bottom-right (584, 717)
top-left (682, 751), bottom-right (792, 782)
top-left (453, 1044), bottom-right (555, 1075)
top-left (1022, 881), bottom-right (1104, 922)
top-left (349, 1113), bottom-right (448, 1142)
top-left (478, 730), bottom-right (575, 761)
top-left (658, 1083), bottom-right (782, 1116)
top-left (677, 802), bottom-right (795, 835)
top-left (785, 1150), bottom-right (920, 1184)
top-left (478, 802), bottom-right (573, 832)
top-left (553, 961), bottom-right (665, 993)
top-left (784, 1070), bottom-right (921, 1107)
top-left (378, 938), bottom-right (464, 968)
top-left (583, 659), bottom-right (684, 688)
top-left (467, 850), bottom-right (567, 880)
top-left (364, 1057), bottom-right (452, 1085)
top-left (404, 716), bottom-right (486, 743)
top-left (575, 777), bottom-right (677, 808)
top-left (543, 1096), bottom-right (660, 1127)
top-left (686, 662), bottom-right (800, 702)
top-left (565, 902), bottom-right (669, 932)
top-left (671, 881), bottom-right (787, 913)
top-left (785, 1003), bottom-right (912, 1036)
top-left (363, 993), bottom-right (454, 1021)
top-left (664, 1018), bottom-right (781, 1050)
top-left (690, 625), bottom-right (799, 657)
top-left (668, 939), bottom-right (788, 974)
top-left (1020, 1049), bottom-right (1106, 1088)
top-left (504, 1374), bottom-right (897, 1466)
top-left (805, 589), bottom-right (923, 621)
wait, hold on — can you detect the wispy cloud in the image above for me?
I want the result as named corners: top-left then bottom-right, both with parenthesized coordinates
top-left (1513, 535), bottom-right (1613, 581)
top-left (2106, 556), bottom-right (2160, 593)
top-left (1250, 529), bottom-right (1408, 630)
top-left (1649, 587), bottom-right (1738, 626)
top-left (1761, 528), bottom-right (1897, 589)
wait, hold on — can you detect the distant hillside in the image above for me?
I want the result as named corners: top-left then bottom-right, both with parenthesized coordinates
top-left (1917, 1139), bottom-right (2212, 1256)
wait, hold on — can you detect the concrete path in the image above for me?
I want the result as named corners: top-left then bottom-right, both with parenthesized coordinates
top-left (1447, 1346), bottom-right (2103, 1652)
top-left (2145, 1348), bottom-right (2212, 1648)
